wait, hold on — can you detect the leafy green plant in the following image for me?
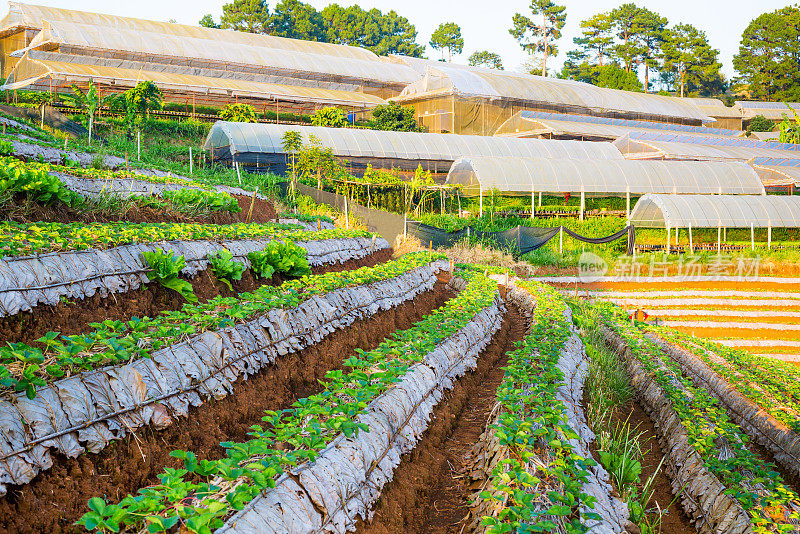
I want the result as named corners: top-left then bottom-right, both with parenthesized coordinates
top-left (207, 250), bottom-right (245, 290)
top-left (246, 250), bottom-right (276, 280)
top-left (0, 155), bottom-right (80, 206)
top-left (310, 106), bottom-right (348, 128)
top-left (142, 250), bottom-right (197, 303)
top-left (0, 138), bottom-right (12, 156)
top-left (219, 103), bottom-right (258, 123)
top-left (255, 240), bottom-right (311, 277)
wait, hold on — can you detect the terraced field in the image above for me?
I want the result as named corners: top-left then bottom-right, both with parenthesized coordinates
top-left (546, 277), bottom-right (800, 362)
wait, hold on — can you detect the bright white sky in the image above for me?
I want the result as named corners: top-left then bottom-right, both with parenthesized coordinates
top-left (8, 0), bottom-right (792, 82)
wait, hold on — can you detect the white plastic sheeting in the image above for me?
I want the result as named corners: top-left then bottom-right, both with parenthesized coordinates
top-left (629, 194), bottom-right (800, 228)
top-left (19, 20), bottom-right (417, 86)
top-left (204, 122), bottom-right (624, 162)
top-left (218, 279), bottom-right (503, 534)
top-left (445, 156), bottom-right (766, 196)
top-left (391, 59), bottom-right (711, 124)
top-left (0, 258), bottom-right (448, 494)
top-left (0, 236), bottom-right (387, 317)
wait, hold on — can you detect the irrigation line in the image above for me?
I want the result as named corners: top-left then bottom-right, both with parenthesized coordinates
top-left (0, 268), bottom-right (440, 463)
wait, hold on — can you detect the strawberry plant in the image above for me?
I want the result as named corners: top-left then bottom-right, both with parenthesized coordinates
top-left (207, 250), bottom-right (245, 290)
top-left (142, 250), bottom-right (198, 303)
top-left (77, 263), bottom-right (492, 534)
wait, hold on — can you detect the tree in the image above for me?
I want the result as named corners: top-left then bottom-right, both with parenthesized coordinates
top-left (220, 0), bottom-right (270, 33)
top-left (119, 81), bottom-right (163, 134)
top-left (661, 23), bottom-right (724, 97)
top-left (573, 13), bottom-right (613, 66)
top-left (310, 107), bottom-right (348, 128)
top-left (429, 22), bottom-right (464, 62)
top-left (320, 5), bottom-right (423, 56)
top-left (60, 81), bottom-right (118, 144)
top-left (281, 130), bottom-right (303, 194)
top-left (558, 61), bottom-right (642, 91)
top-left (219, 103), bottom-right (258, 122)
top-left (371, 102), bottom-right (421, 131)
top-left (198, 14), bottom-right (218, 28)
top-left (636, 8), bottom-right (668, 92)
top-left (734, 6), bottom-right (800, 101)
top-left (509, 0), bottom-right (567, 77)
top-left (468, 50), bottom-right (503, 69)
top-left (608, 3), bottom-right (646, 73)
top-left (269, 0), bottom-right (325, 41)
top-left (748, 115), bottom-right (774, 133)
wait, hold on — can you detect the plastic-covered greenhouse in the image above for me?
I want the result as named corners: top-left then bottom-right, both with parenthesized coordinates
top-left (203, 122), bottom-right (624, 172)
top-left (494, 111), bottom-right (742, 139)
top-left (390, 60), bottom-right (712, 135)
top-left (629, 193), bottom-right (800, 228)
top-left (735, 101), bottom-right (800, 121)
top-left (3, 54), bottom-right (388, 110)
top-left (614, 134), bottom-right (800, 163)
top-left (445, 156), bottom-right (766, 196)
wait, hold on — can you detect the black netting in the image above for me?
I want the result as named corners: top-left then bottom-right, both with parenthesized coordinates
top-left (407, 221), bottom-right (634, 256)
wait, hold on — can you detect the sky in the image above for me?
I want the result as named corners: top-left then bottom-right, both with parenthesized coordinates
top-left (8, 0), bottom-right (793, 81)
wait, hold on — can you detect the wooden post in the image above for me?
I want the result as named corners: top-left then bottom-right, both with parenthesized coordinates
top-left (344, 195), bottom-right (349, 229)
top-left (189, 147), bottom-right (193, 175)
top-left (479, 186), bottom-right (483, 217)
top-left (580, 188), bottom-right (585, 221)
top-left (559, 226), bottom-right (563, 256)
top-left (137, 131), bottom-right (141, 160)
top-left (403, 213), bottom-right (407, 241)
top-left (235, 161), bottom-right (242, 185)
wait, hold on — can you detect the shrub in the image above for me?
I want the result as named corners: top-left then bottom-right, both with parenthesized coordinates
top-left (219, 103), bottom-right (258, 123)
top-left (748, 114), bottom-right (774, 133)
top-left (310, 106), bottom-right (348, 128)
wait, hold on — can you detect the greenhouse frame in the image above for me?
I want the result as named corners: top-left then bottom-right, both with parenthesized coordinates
top-left (629, 193), bottom-right (800, 228)
top-left (203, 122), bottom-right (624, 172)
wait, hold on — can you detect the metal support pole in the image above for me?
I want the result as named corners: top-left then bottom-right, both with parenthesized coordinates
top-left (479, 187), bottom-right (483, 217)
top-left (689, 224), bottom-right (693, 255)
top-left (344, 195), bottom-right (349, 230)
top-left (403, 213), bottom-right (407, 241)
top-left (751, 223), bottom-right (754, 251)
top-left (235, 161), bottom-right (242, 185)
top-left (531, 188), bottom-right (535, 219)
top-left (717, 223), bottom-right (721, 255)
top-left (580, 188), bottom-right (585, 221)
top-left (137, 131), bottom-right (141, 160)
top-left (559, 226), bottom-right (563, 256)
top-left (666, 225), bottom-right (670, 255)
top-left (538, 190), bottom-right (542, 208)
top-left (768, 224), bottom-right (772, 250)
top-left (626, 187), bottom-right (630, 221)
top-left (189, 147), bottom-right (193, 175)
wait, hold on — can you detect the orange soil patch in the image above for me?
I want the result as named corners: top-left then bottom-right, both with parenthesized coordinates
top-left (670, 326), bottom-right (800, 341)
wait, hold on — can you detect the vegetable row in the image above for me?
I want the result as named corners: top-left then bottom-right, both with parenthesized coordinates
top-left (77, 266), bottom-right (500, 534)
top-left (475, 279), bottom-right (621, 534)
top-left (0, 253), bottom-right (449, 496)
top-left (0, 229), bottom-right (384, 317)
top-left (598, 306), bottom-right (800, 533)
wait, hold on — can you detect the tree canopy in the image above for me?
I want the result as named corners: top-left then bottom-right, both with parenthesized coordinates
top-left (509, 0), bottom-right (567, 77)
top-left (370, 102), bottom-right (421, 131)
top-left (661, 23), bottom-right (724, 97)
top-left (558, 61), bottom-right (643, 91)
top-left (203, 1), bottom-right (424, 57)
top-left (430, 22), bottom-right (464, 62)
top-left (734, 6), bottom-right (800, 101)
top-left (468, 51), bottom-right (504, 69)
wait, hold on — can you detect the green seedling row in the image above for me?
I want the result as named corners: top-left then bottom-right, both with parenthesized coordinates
top-left (77, 264), bottom-right (495, 534)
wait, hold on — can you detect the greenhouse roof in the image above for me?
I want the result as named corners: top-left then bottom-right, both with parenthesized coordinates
top-left (444, 156), bottom-right (765, 197)
top-left (0, 2), bottom-right (379, 60)
top-left (629, 193), bottom-right (800, 228)
top-left (734, 101), bottom-right (800, 120)
top-left (614, 133), bottom-right (800, 163)
top-left (203, 122), bottom-right (625, 162)
top-left (753, 165), bottom-right (800, 187)
top-left (17, 19), bottom-right (417, 86)
top-left (2, 54), bottom-right (387, 107)
top-left (494, 111), bottom-right (743, 138)
top-left (391, 61), bottom-right (712, 124)
top-left (681, 97), bottom-right (742, 119)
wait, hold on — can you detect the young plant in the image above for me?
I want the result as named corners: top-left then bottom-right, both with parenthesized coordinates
top-left (142, 250), bottom-right (197, 303)
top-left (260, 240), bottom-right (311, 277)
top-left (246, 250), bottom-right (276, 280)
top-left (207, 250), bottom-right (245, 290)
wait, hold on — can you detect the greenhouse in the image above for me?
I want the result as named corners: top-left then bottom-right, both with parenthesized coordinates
top-left (614, 134), bottom-right (800, 163)
top-left (445, 156), bottom-right (766, 197)
top-left (12, 19), bottom-right (417, 98)
top-left (629, 193), bottom-right (800, 228)
top-left (390, 60), bottom-right (713, 135)
top-left (682, 97), bottom-right (743, 130)
top-left (3, 54), bottom-right (389, 110)
top-left (203, 122), bottom-right (624, 172)
top-left (735, 101), bottom-right (800, 121)
top-left (494, 110), bottom-right (742, 139)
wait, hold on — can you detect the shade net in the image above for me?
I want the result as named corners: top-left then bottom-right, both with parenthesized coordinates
top-left (407, 221), bottom-right (634, 256)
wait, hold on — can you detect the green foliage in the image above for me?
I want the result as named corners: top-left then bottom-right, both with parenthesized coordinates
top-left (572, 13), bottom-right (613, 67)
top-left (559, 62), bottom-right (643, 91)
top-left (661, 23), bottom-right (725, 97)
top-left (117, 81), bottom-right (163, 133)
top-left (0, 139), bottom-right (12, 156)
top-left (249, 240), bottom-right (311, 277)
top-left (219, 103), bottom-right (258, 123)
top-left (246, 250), bottom-right (276, 280)
top-left (198, 14), bottom-right (218, 28)
top-left (747, 114), bottom-right (774, 133)
top-left (370, 102), bottom-right (421, 132)
top-left (467, 50), bottom-right (504, 69)
top-left (734, 6), bottom-right (800, 101)
top-left (310, 107), bottom-right (348, 128)
top-left (58, 81), bottom-right (119, 143)
top-left (779, 108), bottom-right (800, 144)
top-left (509, 0), bottom-right (567, 76)
top-left (142, 250), bottom-right (197, 303)
top-left (207, 250), bottom-right (245, 290)
top-left (220, 0), bottom-right (270, 32)
top-left (0, 156), bottom-right (79, 206)
top-left (295, 134), bottom-right (347, 188)
top-left (429, 22), bottom-right (464, 61)
top-left (319, 3), bottom-right (424, 57)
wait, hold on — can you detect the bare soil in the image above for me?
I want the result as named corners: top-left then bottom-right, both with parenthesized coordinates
top-left (358, 303), bottom-right (527, 534)
top-left (0, 248), bottom-right (393, 347)
top-left (0, 193), bottom-right (277, 225)
top-left (0, 281), bottom-right (452, 534)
